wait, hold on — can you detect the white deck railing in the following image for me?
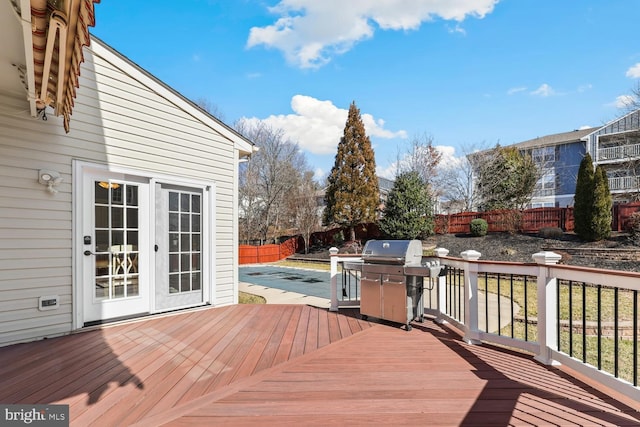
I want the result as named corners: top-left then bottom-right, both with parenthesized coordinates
top-left (329, 247), bottom-right (640, 403)
top-left (598, 143), bottom-right (640, 162)
top-left (608, 175), bottom-right (640, 191)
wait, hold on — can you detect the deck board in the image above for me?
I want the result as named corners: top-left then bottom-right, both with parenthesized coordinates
top-left (0, 304), bottom-right (638, 426)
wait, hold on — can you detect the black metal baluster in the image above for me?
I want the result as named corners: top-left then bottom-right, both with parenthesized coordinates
top-left (569, 280), bottom-right (573, 357)
top-left (557, 279), bottom-right (561, 351)
top-left (497, 274), bottom-right (501, 336)
top-left (634, 290), bottom-right (638, 387)
top-left (510, 274), bottom-right (514, 338)
top-left (582, 282), bottom-right (586, 363)
top-left (524, 275), bottom-right (529, 342)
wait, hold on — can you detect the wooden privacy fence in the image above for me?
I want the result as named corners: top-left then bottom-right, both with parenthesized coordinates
top-left (240, 203), bottom-right (640, 263)
top-left (436, 202), bottom-right (640, 234)
top-left (239, 236), bottom-right (302, 264)
top-left (435, 208), bottom-right (575, 234)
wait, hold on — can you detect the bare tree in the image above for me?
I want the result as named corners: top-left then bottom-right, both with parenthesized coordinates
top-left (396, 132), bottom-right (442, 193)
top-left (236, 120), bottom-right (311, 244)
top-left (435, 155), bottom-right (476, 213)
top-left (288, 171), bottom-right (321, 253)
top-left (194, 97), bottom-right (226, 122)
top-left (623, 81), bottom-right (640, 113)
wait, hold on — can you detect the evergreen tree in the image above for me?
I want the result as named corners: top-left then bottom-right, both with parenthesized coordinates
top-left (591, 165), bottom-right (612, 241)
top-left (323, 101), bottom-right (379, 241)
top-left (379, 171), bottom-right (434, 239)
top-left (574, 153), bottom-right (595, 240)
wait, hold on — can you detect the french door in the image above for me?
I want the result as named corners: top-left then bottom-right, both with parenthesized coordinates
top-left (79, 164), bottom-right (210, 326)
top-left (155, 184), bottom-right (204, 310)
top-left (82, 172), bottom-right (150, 323)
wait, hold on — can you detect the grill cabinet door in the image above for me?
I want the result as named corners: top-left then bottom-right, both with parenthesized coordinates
top-left (381, 274), bottom-right (409, 325)
top-left (360, 273), bottom-right (382, 319)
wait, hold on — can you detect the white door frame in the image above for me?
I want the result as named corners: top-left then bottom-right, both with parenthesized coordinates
top-left (72, 161), bottom-right (216, 329)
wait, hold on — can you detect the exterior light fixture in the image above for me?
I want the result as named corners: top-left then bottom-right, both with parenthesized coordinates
top-left (38, 169), bottom-right (63, 194)
top-left (97, 181), bottom-right (120, 189)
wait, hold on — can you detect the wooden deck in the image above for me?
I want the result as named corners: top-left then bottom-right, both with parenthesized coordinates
top-left (1, 304), bottom-right (638, 426)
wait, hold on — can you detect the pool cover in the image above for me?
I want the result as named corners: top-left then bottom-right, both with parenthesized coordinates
top-left (239, 265), bottom-right (331, 299)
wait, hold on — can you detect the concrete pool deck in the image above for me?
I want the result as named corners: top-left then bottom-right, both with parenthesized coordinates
top-left (239, 281), bottom-right (331, 308)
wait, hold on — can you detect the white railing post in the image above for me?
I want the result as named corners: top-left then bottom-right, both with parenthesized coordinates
top-left (532, 251), bottom-right (562, 365)
top-left (329, 247), bottom-right (340, 312)
top-left (434, 247), bottom-right (449, 324)
top-left (461, 250), bottom-right (482, 345)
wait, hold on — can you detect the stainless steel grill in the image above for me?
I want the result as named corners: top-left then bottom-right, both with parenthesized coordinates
top-left (360, 239), bottom-right (442, 330)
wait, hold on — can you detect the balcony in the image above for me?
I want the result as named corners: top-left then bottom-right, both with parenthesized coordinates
top-left (609, 175), bottom-right (640, 192)
top-left (598, 143), bottom-right (640, 163)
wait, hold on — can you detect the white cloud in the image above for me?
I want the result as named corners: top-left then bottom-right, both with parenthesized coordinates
top-left (241, 95), bottom-right (407, 155)
top-left (626, 63), bottom-right (640, 78)
top-left (247, 0), bottom-right (500, 69)
top-left (612, 94), bottom-right (637, 109)
top-left (507, 86), bottom-right (527, 95)
top-left (531, 83), bottom-right (555, 97)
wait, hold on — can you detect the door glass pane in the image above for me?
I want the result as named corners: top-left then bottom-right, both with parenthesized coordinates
top-left (95, 183), bottom-right (109, 204)
top-left (166, 189), bottom-right (202, 294)
top-left (111, 207), bottom-right (123, 228)
top-left (127, 208), bottom-right (139, 228)
top-left (96, 230), bottom-right (109, 252)
top-left (181, 193), bottom-right (190, 212)
top-left (93, 181), bottom-right (140, 301)
top-left (169, 233), bottom-right (179, 252)
top-left (169, 213), bottom-right (178, 231)
top-left (127, 231), bottom-right (138, 248)
top-left (192, 195), bottom-right (200, 213)
top-left (169, 192), bottom-right (179, 211)
top-left (169, 254), bottom-right (179, 273)
top-left (192, 273), bottom-right (201, 290)
top-left (112, 230), bottom-right (124, 246)
top-left (181, 234), bottom-right (190, 252)
top-left (127, 186), bottom-right (138, 206)
top-left (181, 214), bottom-right (190, 232)
top-left (95, 278), bottom-right (109, 299)
top-left (169, 275), bottom-right (179, 293)
top-left (95, 206), bottom-right (108, 228)
top-left (111, 185), bottom-right (123, 205)
top-left (127, 277), bottom-right (139, 296)
top-left (180, 273), bottom-right (190, 292)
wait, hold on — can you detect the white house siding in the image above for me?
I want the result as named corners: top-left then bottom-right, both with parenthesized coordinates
top-left (0, 38), bottom-right (242, 346)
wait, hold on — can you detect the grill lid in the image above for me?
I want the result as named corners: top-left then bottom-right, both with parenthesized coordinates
top-left (361, 239), bottom-right (423, 266)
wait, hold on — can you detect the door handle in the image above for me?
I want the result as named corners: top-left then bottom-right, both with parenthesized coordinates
top-left (154, 244), bottom-right (159, 252)
top-left (84, 250), bottom-right (95, 256)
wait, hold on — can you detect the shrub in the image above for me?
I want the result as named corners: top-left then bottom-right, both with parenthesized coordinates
top-left (626, 212), bottom-right (640, 245)
top-left (590, 165), bottom-right (612, 241)
top-left (538, 227), bottom-right (563, 239)
top-left (332, 230), bottom-right (344, 246)
top-left (574, 154), bottom-right (594, 240)
top-left (470, 218), bottom-right (488, 237)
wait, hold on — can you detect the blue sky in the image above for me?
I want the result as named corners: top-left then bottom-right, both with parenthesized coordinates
top-left (91, 0), bottom-right (640, 180)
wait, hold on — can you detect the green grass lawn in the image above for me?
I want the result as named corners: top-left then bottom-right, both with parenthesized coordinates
top-left (239, 291), bottom-right (266, 304)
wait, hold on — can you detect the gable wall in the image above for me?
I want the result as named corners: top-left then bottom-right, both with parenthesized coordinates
top-left (0, 42), bottom-right (239, 346)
